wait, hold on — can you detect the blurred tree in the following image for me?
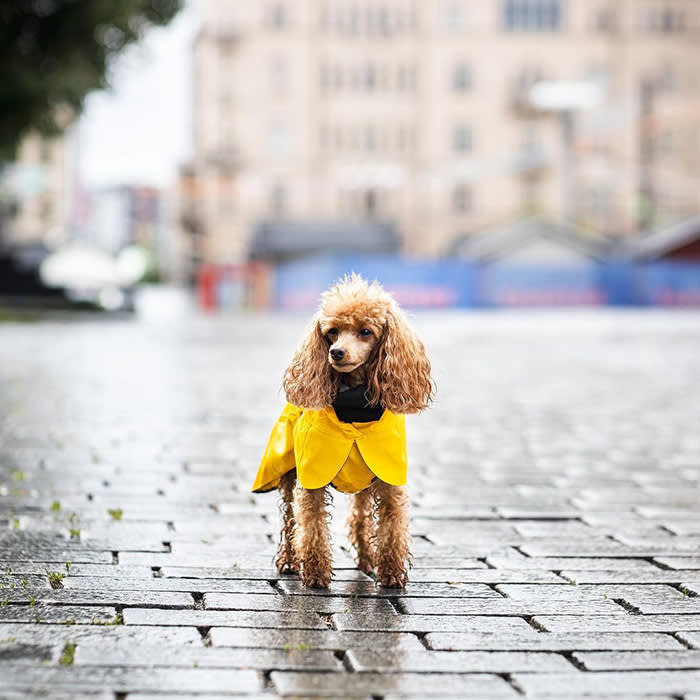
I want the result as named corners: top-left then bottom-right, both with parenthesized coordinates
top-left (0, 0), bottom-right (182, 160)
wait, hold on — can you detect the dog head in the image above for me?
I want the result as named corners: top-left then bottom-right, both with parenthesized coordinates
top-left (283, 274), bottom-right (433, 414)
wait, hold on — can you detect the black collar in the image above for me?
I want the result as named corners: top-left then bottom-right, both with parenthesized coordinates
top-left (332, 384), bottom-right (384, 423)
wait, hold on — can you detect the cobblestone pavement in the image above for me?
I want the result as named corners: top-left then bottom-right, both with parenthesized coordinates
top-left (1, 307), bottom-right (700, 699)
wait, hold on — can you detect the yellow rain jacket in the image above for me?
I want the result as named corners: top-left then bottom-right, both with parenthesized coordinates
top-left (251, 403), bottom-right (407, 494)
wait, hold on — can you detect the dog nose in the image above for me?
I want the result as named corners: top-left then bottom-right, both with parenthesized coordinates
top-left (330, 348), bottom-right (345, 361)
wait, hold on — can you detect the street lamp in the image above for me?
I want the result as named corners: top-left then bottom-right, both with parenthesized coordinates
top-left (527, 81), bottom-right (603, 224)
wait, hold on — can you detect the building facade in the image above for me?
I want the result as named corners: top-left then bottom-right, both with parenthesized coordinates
top-left (182, 0), bottom-right (700, 267)
top-left (0, 130), bottom-right (73, 250)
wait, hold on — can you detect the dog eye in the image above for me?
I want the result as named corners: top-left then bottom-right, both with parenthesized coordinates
top-left (359, 329), bottom-right (372, 337)
top-left (327, 328), bottom-right (338, 337)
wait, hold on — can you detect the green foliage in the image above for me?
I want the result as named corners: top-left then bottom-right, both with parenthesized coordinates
top-left (91, 611), bottom-right (123, 625)
top-left (59, 641), bottom-right (76, 665)
top-left (67, 512), bottom-right (80, 539)
top-left (46, 569), bottom-right (64, 589)
top-left (0, 0), bottom-right (182, 159)
top-left (107, 508), bottom-right (123, 521)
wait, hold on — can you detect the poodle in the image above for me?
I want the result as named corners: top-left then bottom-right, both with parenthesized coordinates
top-left (252, 274), bottom-right (433, 588)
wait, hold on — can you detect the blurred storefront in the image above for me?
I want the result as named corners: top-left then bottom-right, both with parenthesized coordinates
top-left (196, 217), bottom-right (700, 311)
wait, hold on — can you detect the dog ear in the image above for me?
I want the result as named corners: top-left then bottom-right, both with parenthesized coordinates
top-left (283, 317), bottom-right (338, 409)
top-left (366, 305), bottom-right (433, 414)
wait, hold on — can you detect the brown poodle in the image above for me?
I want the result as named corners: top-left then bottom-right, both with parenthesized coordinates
top-left (253, 274), bottom-right (432, 588)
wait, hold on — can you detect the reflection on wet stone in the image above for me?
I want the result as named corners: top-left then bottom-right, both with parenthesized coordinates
top-left (1, 312), bottom-right (699, 697)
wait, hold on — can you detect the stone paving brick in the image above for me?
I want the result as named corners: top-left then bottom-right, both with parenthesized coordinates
top-left (572, 649), bottom-right (700, 670)
top-left (398, 597), bottom-right (624, 615)
top-left (426, 631), bottom-right (685, 651)
top-left (393, 696), bottom-right (676, 700)
top-left (512, 670), bottom-right (700, 696)
top-left (127, 696), bottom-right (278, 700)
top-left (532, 614), bottom-right (700, 633)
top-left (655, 556), bottom-right (700, 570)
top-left (517, 539), bottom-right (651, 557)
top-left (346, 648), bottom-right (573, 672)
top-left (209, 627), bottom-right (426, 651)
top-left (332, 612), bottom-right (535, 634)
top-left (486, 554), bottom-right (664, 571)
top-left (0, 588), bottom-right (194, 608)
top-left (123, 608), bottom-right (327, 629)
top-left (0, 663), bottom-right (262, 694)
top-left (0, 693), bottom-right (113, 700)
top-left (270, 670), bottom-right (519, 697)
top-left (676, 631), bottom-right (700, 648)
top-left (75, 642), bottom-right (342, 670)
top-left (558, 569), bottom-right (700, 584)
top-left (0, 604), bottom-right (117, 624)
top-left (0, 622), bottom-right (201, 645)
top-left (496, 583), bottom-right (687, 602)
top-left (0, 640), bottom-right (54, 664)
top-left (405, 568), bottom-right (565, 584)
top-left (204, 592), bottom-right (394, 615)
top-left (0, 562), bottom-right (153, 577)
top-left (63, 576), bottom-right (275, 594)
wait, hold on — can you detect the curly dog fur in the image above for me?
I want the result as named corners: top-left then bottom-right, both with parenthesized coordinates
top-left (276, 274), bottom-right (432, 588)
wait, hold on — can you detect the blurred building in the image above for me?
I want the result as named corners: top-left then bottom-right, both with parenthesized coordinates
top-left (181, 0), bottom-right (700, 271)
top-left (87, 186), bottom-right (163, 253)
top-left (0, 131), bottom-right (72, 250)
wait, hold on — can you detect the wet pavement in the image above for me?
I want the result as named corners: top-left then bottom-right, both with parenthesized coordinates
top-left (1, 306), bottom-right (700, 698)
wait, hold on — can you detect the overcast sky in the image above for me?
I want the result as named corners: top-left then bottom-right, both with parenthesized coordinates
top-left (79, 1), bottom-right (199, 190)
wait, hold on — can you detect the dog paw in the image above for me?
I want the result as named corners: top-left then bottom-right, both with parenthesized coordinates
top-left (377, 569), bottom-right (408, 588)
top-left (276, 560), bottom-right (299, 575)
top-left (301, 570), bottom-right (332, 589)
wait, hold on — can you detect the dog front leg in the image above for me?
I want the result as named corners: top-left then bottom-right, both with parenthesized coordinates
top-left (294, 485), bottom-right (333, 588)
top-left (275, 470), bottom-right (299, 574)
top-left (372, 480), bottom-right (410, 588)
top-left (348, 488), bottom-right (376, 575)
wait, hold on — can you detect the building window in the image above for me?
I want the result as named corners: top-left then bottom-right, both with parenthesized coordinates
top-left (453, 126), bottom-right (472, 153)
top-left (348, 7), bottom-right (361, 35)
top-left (320, 64), bottom-right (330, 93)
top-left (268, 123), bottom-right (290, 157)
top-left (270, 184), bottom-right (286, 217)
top-left (453, 184), bottom-right (472, 213)
top-left (266, 3), bottom-right (288, 29)
top-left (396, 127), bottom-right (406, 152)
top-left (593, 7), bottom-right (617, 32)
top-left (269, 56), bottom-right (288, 94)
top-left (504, 0), bottom-right (563, 31)
top-left (378, 7), bottom-right (390, 35)
top-left (334, 65), bottom-right (344, 91)
top-left (408, 66), bottom-right (418, 91)
top-left (642, 8), bottom-right (685, 33)
top-left (366, 126), bottom-right (376, 152)
top-left (366, 64), bottom-right (376, 91)
top-left (444, 2), bottom-right (466, 31)
top-left (396, 65), bottom-right (407, 92)
top-left (365, 189), bottom-right (377, 216)
top-left (658, 130), bottom-right (674, 157)
top-left (657, 64), bottom-right (675, 93)
top-left (453, 63), bottom-right (472, 92)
